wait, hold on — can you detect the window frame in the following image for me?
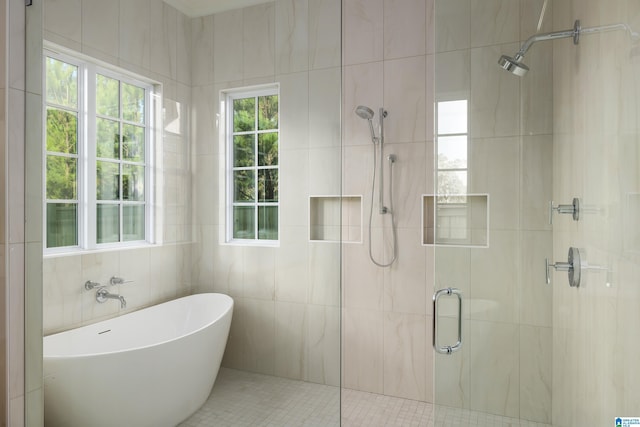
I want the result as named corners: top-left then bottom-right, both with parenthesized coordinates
top-left (43, 46), bottom-right (157, 255)
top-left (223, 84), bottom-right (280, 247)
top-left (435, 98), bottom-right (470, 245)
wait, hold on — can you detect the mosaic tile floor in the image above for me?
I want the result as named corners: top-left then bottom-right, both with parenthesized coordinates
top-left (179, 368), bottom-right (552, 427)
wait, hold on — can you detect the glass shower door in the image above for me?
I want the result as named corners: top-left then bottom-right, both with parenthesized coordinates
top-left (432, 0), bottom-right (554, 424)
top-left (433, 1), bottom-right (640, 425)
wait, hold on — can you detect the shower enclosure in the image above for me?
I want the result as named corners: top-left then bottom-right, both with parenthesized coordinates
top-left (431, 0), bottom-right (640, 425)
top-left (19, 0), bottom-right (640, 425)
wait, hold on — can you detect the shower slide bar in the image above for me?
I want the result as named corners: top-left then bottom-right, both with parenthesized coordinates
top-left (432, 287), bottom-right (463, 355)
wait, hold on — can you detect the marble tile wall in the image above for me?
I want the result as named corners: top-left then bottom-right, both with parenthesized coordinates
top-left (2, 0), bottom-right (32, 424)
top-left (342, 0), bottom-right (552, 423)
top-left (552, 0), bottom-right (640, 425)
top-left (0, 0), bottom-right (7, 420)
top-left (41, 0), bottom-right (194, 335)
top-left (190, 0), bottom-right (343, 386)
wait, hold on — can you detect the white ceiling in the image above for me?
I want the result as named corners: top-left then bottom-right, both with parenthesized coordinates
top-left (163, 0), bottom-right (272, 18)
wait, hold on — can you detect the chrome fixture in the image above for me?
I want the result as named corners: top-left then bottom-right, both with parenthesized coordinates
top-left (433, 288), bottom-right (463, 355)
top-left (549, 197), bottom-right (580, 224)
top-left (499, 20), bottom-right (640, 76)
top-left (355, 105), bottom-right (398, 267)
top-left (96, 287), bottom-right (127, 309)
top-left (545, 247), bottom-right (582, 287)
top-left (355, 105), bottom-right (376, 141)
top-left (110, 276), bottom-right (132, 286)
top-left (84, 280), bottom-right (101, 290)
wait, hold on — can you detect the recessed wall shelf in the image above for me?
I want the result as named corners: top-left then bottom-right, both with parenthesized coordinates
top-left (309, 195), bottom-right (362, 243)
top-left (422, 194), bottom-right (489, 248)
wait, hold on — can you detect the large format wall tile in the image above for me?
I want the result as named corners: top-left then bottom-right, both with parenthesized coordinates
top-left (468, 320), bottom-right (519, 418)
top-left (243, 3), bottom-right (276, 80)
top-left (343, 308), bottom-right (384, 393)
top-left (383, 312), bottom-right (427, 401)
top-left (434, 0), bottom-right (469, 53)
top-left (275, 301), bottom-right (307, 380)
top-left (343, 0), bottom-right (383, 65)
top-left (43, 0), bottom-right (81, 45)
top-left (383, 56), bottom-right (427, 144)
top-left (275, 0), bottom-right (309, 74)
top-left (309, 0), bottom-right (341, 69)
top-left (82, 0), bottom-right (119, 58)
top-left (469, 0), bottom-right (519, 47)
top-left (520, 325), bottom-right (551, 424)
top-left (383, 0), bottom-right (426, 60)
top-left (469, 44), bottom-right (520, 138)
top-left (213, 9), bottom-right (242, 83)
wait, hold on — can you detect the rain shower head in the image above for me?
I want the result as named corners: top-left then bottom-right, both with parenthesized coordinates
top-left (498, 55), bottom-right (530, 77)
top-left (355, 105), bottom-right (375, 120)
top-left (499, 19), bottom-right (640, 77)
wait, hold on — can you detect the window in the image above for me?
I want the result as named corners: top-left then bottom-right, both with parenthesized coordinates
top-left (225, 86), bottom-right (279, 244)
top-left (435, 99), bottom-right (469, 242)
top-left (44, 48), bottom-right (155, 252)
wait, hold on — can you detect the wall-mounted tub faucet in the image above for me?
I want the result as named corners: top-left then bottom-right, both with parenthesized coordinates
top-left (96, 287), bottom-right (127, 309)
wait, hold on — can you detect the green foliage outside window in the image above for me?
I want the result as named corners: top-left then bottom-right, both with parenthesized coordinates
top-left (45, 53), bottom-right (150, 249)
top-left (231, 93), bottom-right (279, 241)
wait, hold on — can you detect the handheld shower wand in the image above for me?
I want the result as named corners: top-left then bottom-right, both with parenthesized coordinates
top-left (355, 105), bottom-right (397, 267)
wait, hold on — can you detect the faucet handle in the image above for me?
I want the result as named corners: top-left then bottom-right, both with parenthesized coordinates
top-left (84, 280), bottom-right (101, 290)
top-left (110, 276), bottom-right (133, 286)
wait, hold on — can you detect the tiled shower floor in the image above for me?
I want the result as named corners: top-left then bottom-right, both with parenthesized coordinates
top-left (179, 368), bottom-right (552, 427)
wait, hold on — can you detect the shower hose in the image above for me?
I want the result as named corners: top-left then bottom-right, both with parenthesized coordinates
top-left (368, 144), bottom-right (398, 268)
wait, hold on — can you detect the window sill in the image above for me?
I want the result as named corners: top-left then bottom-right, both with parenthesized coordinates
top-left (222, 239), bottom-right (280, 248)
top-left (43, 241), bottom-right (159, 259)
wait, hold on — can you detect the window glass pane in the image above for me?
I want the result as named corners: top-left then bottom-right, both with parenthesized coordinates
top-left (234, 170), bottom-right (255, 202)
top-left (96, 118), bottom-right (119, 159)
top-left (258, 169), bottom-right (278, 202)
top-left (97, 204), bottom-right (120, 244)
top-left (122, 82), bottom-right (145, 124)
top-left (46, 108), bottom-right (78, 154)
top-left (123, 205), bottom-right (145, 241)
top-left (234, 135), bottom-right (254, 167)
top-left (437, 171), bottom-right (467, 202)
top-left (122, 164), bottom-right (145, 201)
top-left (96, 74), bottom-right (120, 118)
top-left (258, 133), bottom-right (278, 166)
top-left (97, 161), bottom-right (120, 201)
top-left (437, 100), bottom-right (468, 135)
top-left (258, 206), bottom-right (278, 240)
top-left (122, 124), bottom-right (145, 162)
top-left (258, 95), bottom-right (278, 130)
top-left (46, 57), bottom-right (78, 108)
top-left (437, 135), bottom-right (467, 169)
top-left (46, 155), bottom-right (77, 200)
top-left (233, 206), bottom-right (255, 239)
top-left (46, 203), bottom-right (77, 248)
top-left (233, 98), bottom-right (255, 132)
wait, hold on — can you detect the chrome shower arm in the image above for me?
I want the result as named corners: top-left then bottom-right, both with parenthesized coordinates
top-left (515, 20), bottom-right (639, 60)
top-left (516, 30), bottom-right (573, 59)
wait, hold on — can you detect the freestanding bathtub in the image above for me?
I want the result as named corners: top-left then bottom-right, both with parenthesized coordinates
top-left (43, 293), bottom-right (233, 427)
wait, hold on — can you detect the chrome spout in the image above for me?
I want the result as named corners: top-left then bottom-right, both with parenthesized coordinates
top-left (96, 287), bottom-right (127, 308)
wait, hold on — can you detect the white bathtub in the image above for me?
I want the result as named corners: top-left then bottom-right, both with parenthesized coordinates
top-left (43, 293), bottom-right (233, 427)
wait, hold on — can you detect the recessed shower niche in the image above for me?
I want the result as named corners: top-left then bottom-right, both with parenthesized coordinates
top-left (422, 194), bottom-right (489, 247)
top-left (309, 196), bottom-right (362, 243)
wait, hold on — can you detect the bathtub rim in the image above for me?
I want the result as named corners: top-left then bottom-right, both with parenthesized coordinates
top-left (43, 292), bottom-right (233, 360)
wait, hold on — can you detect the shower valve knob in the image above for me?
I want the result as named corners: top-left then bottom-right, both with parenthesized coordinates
top-left (549, 198), bottom-right (580, 224)
top-left (545, 247), bottom-right (582, 287)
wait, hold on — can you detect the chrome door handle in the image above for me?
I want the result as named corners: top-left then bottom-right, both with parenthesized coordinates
top-left (433, 287), bottom-right (462, 355)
